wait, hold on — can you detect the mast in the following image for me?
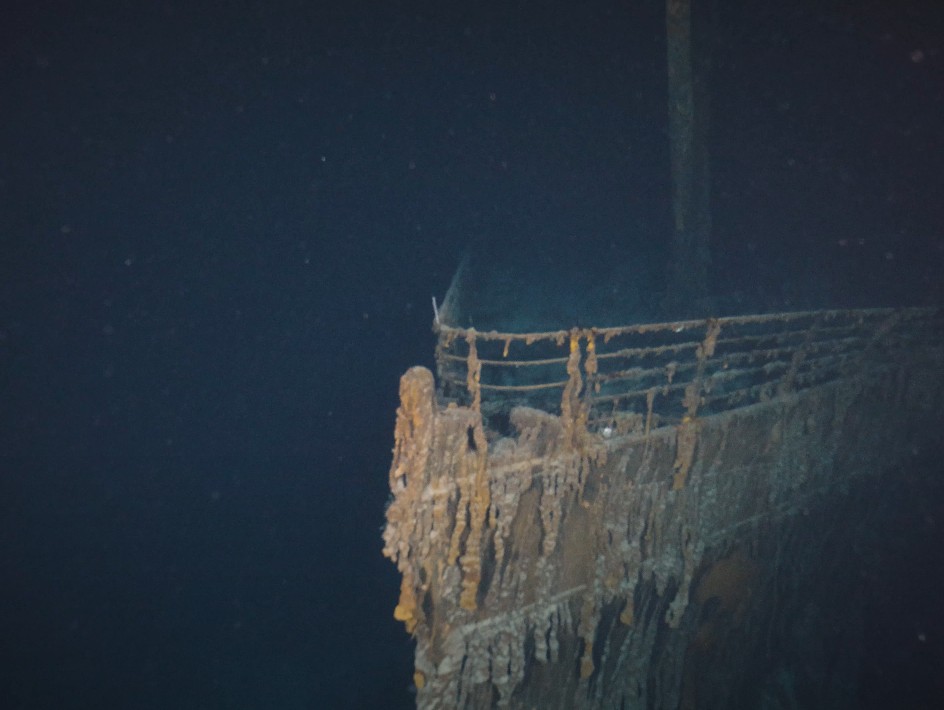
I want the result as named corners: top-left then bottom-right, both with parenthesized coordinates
top-left (664, 0), bottom-right (713, 316)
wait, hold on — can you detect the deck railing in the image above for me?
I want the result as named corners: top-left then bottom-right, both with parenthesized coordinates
top-left (434, 307), bottom-right (942, 436)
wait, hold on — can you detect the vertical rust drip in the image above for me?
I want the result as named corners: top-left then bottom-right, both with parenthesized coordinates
top-left (384, 367), bottom-right (437, 633)
top-left (674, 319), bottom-right (719, 489)
top-left (465, 330), bottom-right (482, 412)
top-left (458, 428), bottom-right (490, 610)
top-left (561, 330), bottom-right (586, 447)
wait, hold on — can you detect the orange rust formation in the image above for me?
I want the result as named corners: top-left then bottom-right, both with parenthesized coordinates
top-left (383, 307), bottom-right (943, 709)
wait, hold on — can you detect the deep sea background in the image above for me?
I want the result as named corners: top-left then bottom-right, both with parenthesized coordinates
top-left (2, 0), bottom-right (942, 708)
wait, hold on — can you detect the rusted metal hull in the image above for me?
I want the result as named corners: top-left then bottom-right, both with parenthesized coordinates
top-left (383, 308), bottom-right (943, 708)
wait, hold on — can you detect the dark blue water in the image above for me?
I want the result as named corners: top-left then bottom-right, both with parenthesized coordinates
top-left (2, 0), bottom-right (942, 707)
